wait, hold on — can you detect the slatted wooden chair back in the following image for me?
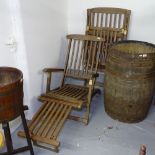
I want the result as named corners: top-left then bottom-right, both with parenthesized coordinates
top-left (86, 7), bottom-right (131, 71)
top-left (61, 35), bottom-right (104, 85)
top-left (86, 7), bottom-right (131, 37)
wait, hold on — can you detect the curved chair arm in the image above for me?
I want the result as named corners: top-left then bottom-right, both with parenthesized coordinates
top-left (43, 68), bottom-right (64, 93)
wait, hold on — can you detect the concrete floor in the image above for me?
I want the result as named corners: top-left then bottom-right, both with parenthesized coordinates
top-left (1, 94), bottom-right (155, 155)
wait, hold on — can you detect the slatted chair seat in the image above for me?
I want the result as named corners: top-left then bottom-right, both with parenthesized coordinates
top-left (40, 84), bottom-right (88, 109)
top-left (18, 34), bottom-right (104, 152)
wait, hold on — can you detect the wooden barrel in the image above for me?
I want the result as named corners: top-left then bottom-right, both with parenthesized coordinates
top-left (0, 67), bottom-right (23, 122)
top-left (104, 40), bottom-right (155, 123)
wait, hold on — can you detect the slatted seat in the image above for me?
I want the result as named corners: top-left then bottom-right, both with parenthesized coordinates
top-left (40, 84), bottom-right (88, 109)
top-left (18, 34), bottom-right (104, 152)
top-left (86, 7), bottom-right (131, 72)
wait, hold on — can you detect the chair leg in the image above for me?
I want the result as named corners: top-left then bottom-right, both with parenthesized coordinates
top-left (84, 104), bottom-right (91, 125)
top-left (2, 122), bottom-right (13, 154)
top-left (139, 145), bottom-right (146, 155)
top-left (84, 79), bottom-right (94, 125)
top-left (21, 112), bottom-right (34, 155)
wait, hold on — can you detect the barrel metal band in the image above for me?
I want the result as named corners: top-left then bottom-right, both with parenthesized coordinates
top-left (106, 66), bottom-right (155, 80)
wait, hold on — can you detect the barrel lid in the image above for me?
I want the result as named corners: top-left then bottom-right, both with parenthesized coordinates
top-left (109, 40), bottom-right (155, 54)
top-left (111, 40), bottom-right (155, 48)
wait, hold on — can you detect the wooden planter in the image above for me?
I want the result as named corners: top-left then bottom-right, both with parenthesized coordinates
top-left (104, 41), bottom-right (155, 123)
top-left (0, 67), bottom-right (23, 122)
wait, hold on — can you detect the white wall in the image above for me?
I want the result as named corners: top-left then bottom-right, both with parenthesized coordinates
top-left (0, 0), bottom-right (26, 133)
top-left (19, 0), bottom-right (68, 118)
top-left (0, 0), bottom-right (16, 66)
top-left (68, 0), bottom-right (155, 44)
top-left (0, 0), bottom-right (68, 133)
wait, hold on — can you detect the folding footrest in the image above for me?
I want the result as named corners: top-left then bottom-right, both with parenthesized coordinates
top-left (18, 99), bottom-right (72, 152)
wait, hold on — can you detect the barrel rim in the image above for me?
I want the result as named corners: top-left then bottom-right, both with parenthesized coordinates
top-left (0, 67), bottom-right (23, 88)
top-left (110, 40), bottom-right (155, 48)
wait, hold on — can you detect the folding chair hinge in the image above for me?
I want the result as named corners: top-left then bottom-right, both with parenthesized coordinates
top-left (89, 79), bottom-right (93, 86)
top-left (121, 29), bottom-right (127, 35)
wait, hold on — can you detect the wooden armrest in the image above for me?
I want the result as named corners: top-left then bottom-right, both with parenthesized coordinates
top-left (43, 68), bottom-right (64, 73)
top-left (43, 68), bottom-right (64, 93)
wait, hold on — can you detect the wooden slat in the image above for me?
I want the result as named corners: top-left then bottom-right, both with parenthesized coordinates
top-left (68, 86), bottom-right (81, 96)
top-left (109, 13), bottom-right (112, 27)
top-left (41, 104), bottom-right (64, 137)
top-left (18, 129), bottom-right (60, 147)
top-left (59, 86), bottom-right (75, 96)
top-left (32, 135), bottom-right (60, 147)
top-left (109, 31), bottom-right (113, 43)
top-left (53, 106), bottom-right (71, 139)
top-left (71, 88), bottom-right (84, 98)
top-left (39, 84), bottom-right (89, 108)
top-left (33, 103), bottom-right (58, 135)
top-left (74, 40), bottom-right (80, 72)
top-left (88, 7), bottom-right (131, 14)
top-left (95, 42), bottom-right (102, 71)
top-left (96, 13), bottom-right (99, 27)
top-left (54, 84), bottom-right (83, 97)
top-left (92, 13), bottom-right (95, 26)
top-left (86, 40), bottom-right (93, 73)
top-left (91, 42), bottom-right (97, 72)
top-left (40, 135), bottom-right (60, 147)
top-left (100, 13), bottom-right (104, 27)
top-left (83, 40), bottom-right (89, 72)
top-left (118, 13), bottom-right (122, 28)
top-left (69, 40), bottom-right (76, 73)
top-left (113, 13), bottom-right (117, 28)
top-left (53, 86), bottom-right (72, 96)
top-left (48, 105), bottom-right (68, 137)
top-left (29, 102), bottom-right (51, 131)
top-left (35, 102), bottom-right (56, 136)
top-left (123, 14), bottom-right (127, 28)
top-left (39, 95), bottom-right (83, 109)
top-left (78, 41), bottom-right (84, 71)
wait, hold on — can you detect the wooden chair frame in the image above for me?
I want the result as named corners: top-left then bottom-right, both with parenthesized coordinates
top-left (40, 34), bottom-right (104, 124)
top-left (86, 7), bottom-right (131, 72)
top-left (18, 34), bottom-right (104, 152)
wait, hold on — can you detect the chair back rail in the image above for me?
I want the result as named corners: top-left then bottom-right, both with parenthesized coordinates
top-left (61, 34), bottom-right (104, 86)
top-left (87, 7), bottom-right (131, 33)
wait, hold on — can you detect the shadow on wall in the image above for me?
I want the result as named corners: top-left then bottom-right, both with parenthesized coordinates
top-left (57, 36), bottom-right (68, 68)
top-left (41, 36), bottom-right (68, 91)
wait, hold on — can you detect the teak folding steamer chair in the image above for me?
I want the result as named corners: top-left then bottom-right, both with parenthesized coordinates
top-left (18, 34), bottom-right (104, 152)
top-left (86, 7), bottom-right (131, 73)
